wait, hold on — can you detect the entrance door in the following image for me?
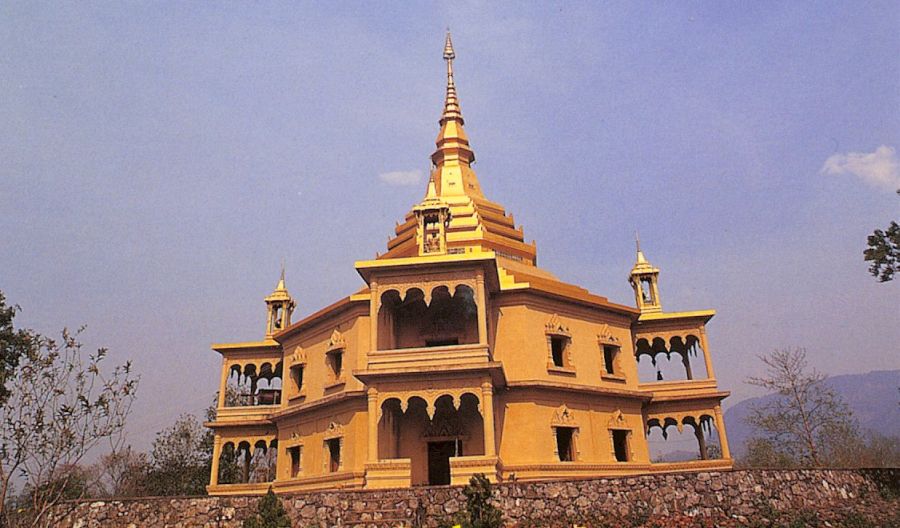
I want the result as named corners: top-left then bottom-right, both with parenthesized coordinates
top-left (427, 440), bottom-right (461, 485)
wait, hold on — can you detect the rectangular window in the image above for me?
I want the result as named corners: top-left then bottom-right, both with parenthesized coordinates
top-left (328, 351), bottom-right (343, 380)
top-left (550, 336), bottom-right (567, 367)
top-left (290, 364), bottom-right (304, 392)
top-left (612, 430), bottom-right (629, 462)
top-left (603, 345), bottom-right (619, 375)
top-left (326, 438), bottom-right (341, 472)
top-left (287, 445), bottom-right (302, 477)
top-left (555, 427), bottom-right (576, 462)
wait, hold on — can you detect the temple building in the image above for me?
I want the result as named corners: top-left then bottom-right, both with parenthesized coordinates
top-left (206, 34), bottom-right (732, 494)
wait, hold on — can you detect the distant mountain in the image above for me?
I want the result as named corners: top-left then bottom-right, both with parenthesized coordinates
top-left (723, 370), bottom-right (900, 458)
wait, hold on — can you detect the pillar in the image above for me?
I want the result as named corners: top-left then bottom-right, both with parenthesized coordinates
top-left (209, 435), bottom-right (222, 486)
top-left (713, 405), bottom-right (731, 459)
top-left (699, 327), bottom-right (716, 380)
top-left (242, 444), bottom-right (251, 483)
top-left (475, 273), bottom-right (488, 347)
top-left (480, 381), bottom-right (496, 457)
top-left (370, 281), bottom-right (380, 351)
top-left (694, 425), bottom-right (708, 460)
top-left (682, 352), bottom-right (694, 380)
top-left (367, 388), bottom-right (379, 463)
top-left (217, 361), bottom-right (230, 408)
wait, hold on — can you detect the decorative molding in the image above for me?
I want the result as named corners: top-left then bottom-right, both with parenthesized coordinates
top-left (323, 421), bottom-right (345, 440)
top-left (544, 314), bottom-right (571, 337)
top-left (597, 324), bottom-right (621, 345)
top-left (608, 409), bottom-right (627, 429)
top-left (326, 329), bottom-right (346, 352)
top-left (290, 346), bottom-right (306, 365)
top-left (551, 405), bottom-right (577, 427)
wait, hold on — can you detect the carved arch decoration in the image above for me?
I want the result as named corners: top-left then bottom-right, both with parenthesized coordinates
top-left (645, 412), bottom-right (716, 438)
top-left (634, 333), bottom-right (702, 360)
top-left (377, 279), bottom-right (478, 309)
top-left (219, 435), bottom-right (278, 452)
top-left (376, 390), bottom-right (482, 421)
top-left (227, 360), bottom-right (283, 381)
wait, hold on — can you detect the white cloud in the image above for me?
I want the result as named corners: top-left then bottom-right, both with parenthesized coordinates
top-left (378, 170), bottom-right (423, 186)
top-left (820, 145), bottom-right (900, 191)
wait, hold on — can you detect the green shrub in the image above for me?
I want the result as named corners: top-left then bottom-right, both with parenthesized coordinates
top-left (244, 487), bottom-right (291, 528)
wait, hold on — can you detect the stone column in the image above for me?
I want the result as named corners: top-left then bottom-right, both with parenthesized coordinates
top-left (714, 405), bottom-right (731, 459)
top-left (481, 381), bottom-right (496, 457)
top-left (475, 272), bottom-right (488, 347)
top-left (699, 327), bottom-right (716, 380)
top-left (209, 435), bottom-right (222, 486)
top-left (367, 388), bottom-right (379, 463)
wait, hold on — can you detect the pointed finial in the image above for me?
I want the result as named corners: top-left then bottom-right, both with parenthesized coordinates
top-left (425, 173), bottom-right (438, 199)
top-left (443, 30), bottom-right (455, 61)
top-left (440, 31), bottom-right (463, 124)
top-left (276, 259), bottom-right (286, 291)
top-left (634, 231), bottom-right (648, 265)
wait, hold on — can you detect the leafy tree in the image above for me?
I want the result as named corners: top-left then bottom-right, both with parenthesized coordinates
top-left (142, 390), bottom-right (240, 495)
top-left (0, 326), bottom-right (138, 527)
top-left (864, 189), bottom-right (899, 282)
top-left (87, 446), bottom-right (148, 498)
top-left (0, 292), bottom-right (32, 407)
top-left (744, 347), bottom-right (858, 467)
top-left (243, 487), bottom-right (290, 528)
top-left (142, 414), bottom-right (211, 496)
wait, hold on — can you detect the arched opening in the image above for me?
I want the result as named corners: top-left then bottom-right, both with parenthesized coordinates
top-left (221, 439), bottom-right (278, 484)
top-left (226, 362), bottom-right (283, 406)
top-left (378, 393), bottom-right (484, 486)
top-left (646, 416), bottom-right (719, 462)
top-left (377, 285), bottom-right (479, 350)
top-left (635, 336), bottom-right (706, 383)
top-left (217, 442), bottom-right (241, 484)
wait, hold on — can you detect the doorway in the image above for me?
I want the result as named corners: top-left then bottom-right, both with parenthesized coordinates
top-left (427, 440), bottom-right (461, 485)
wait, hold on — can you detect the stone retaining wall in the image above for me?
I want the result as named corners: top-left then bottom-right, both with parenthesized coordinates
top-left (52, 468), bottom-right (898, 527)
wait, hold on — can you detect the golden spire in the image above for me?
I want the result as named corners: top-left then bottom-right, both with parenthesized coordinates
top-left (441, 31), bottom-right (463, 125)
top-left (431, 31), bottom-right (479, 197)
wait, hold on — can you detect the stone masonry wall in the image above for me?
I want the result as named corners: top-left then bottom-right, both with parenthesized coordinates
top-left (52, 469), bottom-right (898, 527)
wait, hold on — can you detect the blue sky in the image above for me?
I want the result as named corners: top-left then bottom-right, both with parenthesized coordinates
top-left (2, 2), bottom-right (898, 450)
